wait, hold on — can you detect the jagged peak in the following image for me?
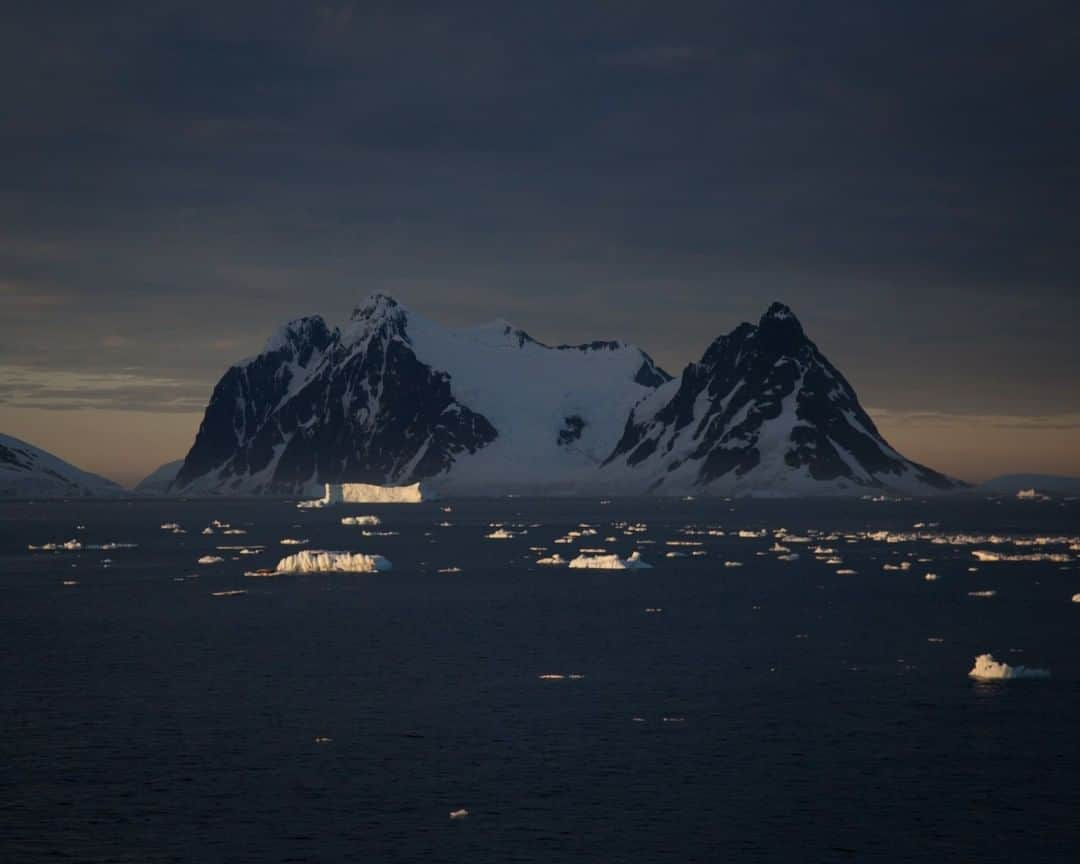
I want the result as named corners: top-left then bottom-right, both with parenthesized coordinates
top-left (262, 315), bottom-right (332, 354)
top-left (349, 292), bottom-right (407, 322)
top-left (755, 300), bottom-right (807, 351)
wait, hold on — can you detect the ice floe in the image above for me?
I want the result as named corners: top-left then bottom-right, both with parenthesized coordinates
top-left (568, 552), bottom-right (652, 570)
top-left (536, 554), bottom-right (568, 566)
top-left (341, 515), bottom-right (381, 526)
top-left (969, 653), bottom-right (1049, 680)
top-left (274, 550), bottom-right (392, 573)
top-left (198, 555), bottom-right (224, 565)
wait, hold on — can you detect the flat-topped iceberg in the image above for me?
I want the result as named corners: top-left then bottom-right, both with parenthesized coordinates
top-left (274, 549), bottom-right (392, 573)
top-left (568, 551), bottom-right (652, 570)
top-left (968, 653), bottom-right (1049, 680)
top-left (298, 482), bottom-right (431, 509)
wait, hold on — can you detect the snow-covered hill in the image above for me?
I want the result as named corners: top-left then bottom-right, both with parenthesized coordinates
top-left (600, 303), bottom-right (959, 496)
top-left (172, 295), bottom-right (961, 497)
top-left (134, 459), bottom-right (184, 495)
top-left (173, 294), bottom-right (669, 495)
top-left (0, 433), bottom-right (126, 498)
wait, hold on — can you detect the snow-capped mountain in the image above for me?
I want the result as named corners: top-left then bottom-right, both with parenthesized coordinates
top-left (172, 295), bottom-right (960, 497)
top-left (0, 433), bottom-right (126, 498)
top-left (600, 303), bottom-right (958, 495)
top-left (134, 459), bottom-right (184, 495)
top-left (173, 294), bottom-right (669, 495)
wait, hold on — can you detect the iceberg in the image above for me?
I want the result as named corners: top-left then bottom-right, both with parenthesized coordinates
top-left (568, 551), bottom-right (652, 570)
top-left (197, 555), bottom-right (224, 565)
top-left (968, 653), bottom-right (1050, 680)
top-left (297, 482), bottom-right (431, 508)
top-left (341, 515), bottom-right (382, 526)
top-left (274, 549), bottom-right (392, 573)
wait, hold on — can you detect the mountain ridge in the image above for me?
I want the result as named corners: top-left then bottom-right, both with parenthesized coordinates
top-left (0, 433), bottom-right (127, 498)
top-left (170, 295), bottom-right (962, 497)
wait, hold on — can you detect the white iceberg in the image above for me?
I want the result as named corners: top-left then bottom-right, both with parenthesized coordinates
top-left (1073, 593), bottom-right (1080, 603)
top-left (274, 549), bottom-right (392, 573)
top-left (198, 555), bottom-right (224, 565)
top-left (536, 554), bottom-right (568, 566)
top-left (341, 515), bottom-right (382, 526)
top-left (568, 551), bottom-right (652, 570)
top-left (298, 482), bottom-right (431, 508)
top-left (968, 653), bottom-right (1050, 680)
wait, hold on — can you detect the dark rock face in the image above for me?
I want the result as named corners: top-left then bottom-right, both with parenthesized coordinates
top-left (174, 296), bottom-right (496, 494)
top-left (605, 303), bottom-right (958, 493)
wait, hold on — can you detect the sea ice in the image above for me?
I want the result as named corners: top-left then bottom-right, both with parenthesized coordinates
top-left (274, 550), bottom-right (392, 573)
top-left (341, 515), bottom-right (381, 526)
top-left (568, 552), bottom-right (652, 570)
top-left (968, 653), bottom-right (1049, 680)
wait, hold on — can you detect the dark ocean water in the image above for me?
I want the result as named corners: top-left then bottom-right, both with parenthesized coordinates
top-left (1, 495), bottom-right (1078, 863)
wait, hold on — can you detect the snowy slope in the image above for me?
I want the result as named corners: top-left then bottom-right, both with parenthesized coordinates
top-left (0, 433), bottom-right (127, 498)
top-left (134, 459), bottom-right (184, 495)
top-left (173, 294), bottom-right (669, 495)
top-left (599, 303), bottom-right (961, 496)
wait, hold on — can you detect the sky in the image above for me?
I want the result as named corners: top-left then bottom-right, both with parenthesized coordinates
top-left (1, 1), bottom-right (1078, 487)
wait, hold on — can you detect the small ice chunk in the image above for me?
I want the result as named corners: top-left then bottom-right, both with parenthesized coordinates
top-left (536, 554), bottom-right (568, 566)
top-left (449, 808), bottom-right (469, 820)
top-left (723, 561), bottom-right (743, 568)
top-left (341, 515), bottom-right (381, 526)
top-left (924, 573), bottom-right (939, 581)
top-left (198, 555), bottom-right (224, 565)
top-left (280, 538), bottom-right (309, 546)
top-left (210, 589), bottom-right (247, 597)
top-left (968, 653), bottom-right (1049, 680)
top-left (968, 590), bottom-right (997, 598)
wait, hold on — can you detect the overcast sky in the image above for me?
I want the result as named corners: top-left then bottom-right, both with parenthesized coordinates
top-left (2, 1), bottom-right (1078, 485)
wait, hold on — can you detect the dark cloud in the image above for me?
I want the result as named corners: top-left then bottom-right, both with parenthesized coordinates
top-left (1, 0), bottom-right (1078, 429)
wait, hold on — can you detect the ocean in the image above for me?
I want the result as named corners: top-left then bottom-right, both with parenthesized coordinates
top-left (1, 496), bottom-right (1078, 862)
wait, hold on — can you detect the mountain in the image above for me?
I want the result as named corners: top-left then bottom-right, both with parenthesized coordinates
top-left (134, 459), bottom-right (184, 495)
top-left (600, 303), bottom-right (959, 496)
top-left (172, 294), bottom-right (669, 495)
top-left (172, 295), bottom-right (961, 497)
top-left (0, 433), bottom-right (127, 498)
